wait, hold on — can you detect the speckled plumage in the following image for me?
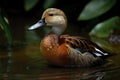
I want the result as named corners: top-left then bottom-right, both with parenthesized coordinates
top-left (28, 8), bottom-right (114, 67)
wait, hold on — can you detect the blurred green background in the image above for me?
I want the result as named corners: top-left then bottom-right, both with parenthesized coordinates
top-left (0, 0), bottom-right (120, 45)
top-left (0, 0), bottom-right (120, 79)
top-left (0, 0), bottom-right (120, 47)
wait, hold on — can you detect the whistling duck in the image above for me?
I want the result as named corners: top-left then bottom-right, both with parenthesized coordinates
top-left (28, 8), bottom-right (114, 67)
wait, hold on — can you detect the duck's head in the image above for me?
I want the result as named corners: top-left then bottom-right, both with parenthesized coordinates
top-left (28, 8), bottom-right (67, 35)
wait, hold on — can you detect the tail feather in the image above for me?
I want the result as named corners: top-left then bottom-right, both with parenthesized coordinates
top-left (93, 48), bottom-right (116, 59)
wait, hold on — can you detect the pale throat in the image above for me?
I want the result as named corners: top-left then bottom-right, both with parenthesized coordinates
top-left (52, 24), bottom-right (66, 35)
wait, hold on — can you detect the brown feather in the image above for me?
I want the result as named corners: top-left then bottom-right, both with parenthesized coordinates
top-left (60, 35), bottom-right (97, 52)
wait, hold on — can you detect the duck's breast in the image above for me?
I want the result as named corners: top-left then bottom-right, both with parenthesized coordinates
top-left (40, 34), bottom-right (71, 66)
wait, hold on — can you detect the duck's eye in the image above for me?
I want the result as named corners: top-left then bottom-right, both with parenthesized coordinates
top-left (49, 14), bottom-right (54, 16)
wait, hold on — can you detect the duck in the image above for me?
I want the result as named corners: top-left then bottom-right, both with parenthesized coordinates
top-left (28, 8), bottom-right (114, 67)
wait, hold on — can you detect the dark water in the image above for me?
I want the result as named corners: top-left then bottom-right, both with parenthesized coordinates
top-left (0, 15), bottom-right (120, 80)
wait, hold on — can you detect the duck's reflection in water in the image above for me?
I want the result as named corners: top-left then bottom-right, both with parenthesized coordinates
top-left (3, 64), bottom-right (119, 80)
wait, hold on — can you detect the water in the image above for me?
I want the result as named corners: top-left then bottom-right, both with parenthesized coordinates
top-left (0, 15), bottom-right (120, 80)
top-left (0, 42), bottom-right (120, 80)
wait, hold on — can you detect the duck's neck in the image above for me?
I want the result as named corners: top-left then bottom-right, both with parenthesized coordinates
top-left (51, 24), bottom-right (67, 35)
top-left (41, 24), bottom-right (67, 47)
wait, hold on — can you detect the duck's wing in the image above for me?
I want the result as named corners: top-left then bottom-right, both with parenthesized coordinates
top-left (59, 35), bottom-right (114, 67)
top-left (59, 35), bottom-right (112, 58)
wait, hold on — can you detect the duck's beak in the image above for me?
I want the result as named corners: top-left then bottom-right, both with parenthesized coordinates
top-left (28, 18), bottom-right (46, 30)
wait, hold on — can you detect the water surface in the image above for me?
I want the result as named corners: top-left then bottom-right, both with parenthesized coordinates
top-left (0, 15), bottom-right (120, 80)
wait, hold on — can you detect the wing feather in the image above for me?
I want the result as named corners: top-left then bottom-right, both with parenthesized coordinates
top-left (59, 35), bottom-right (111, 58)
top-left (66, 44), bottom-right (103, 67)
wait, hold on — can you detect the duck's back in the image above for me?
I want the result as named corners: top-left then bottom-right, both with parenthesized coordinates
top-left (40, 34), bottom-right (114, 67)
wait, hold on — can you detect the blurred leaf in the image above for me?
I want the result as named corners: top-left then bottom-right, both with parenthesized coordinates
top-left (90, 36), bottom-right (120, 54)
top-left (78, 0), bottom-right (116, 20)
top-left (91, 37), bottom-right (113, 51)
top-left (43, 0), bottom-right (57, 9)
top-left (89, 16), bottom-right (120, 38)
top-left (0, 13), bottom-right (13, 45)
top-left (24, 0), bottom-right (39, 11)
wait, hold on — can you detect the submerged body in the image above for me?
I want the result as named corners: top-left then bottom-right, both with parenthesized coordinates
top-left (28, 8), bottom-right (114, 67)
top-left (41, 33), bottom-right (104, 67)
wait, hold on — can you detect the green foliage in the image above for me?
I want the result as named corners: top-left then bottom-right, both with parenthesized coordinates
top-left (91, 36), bottom-right (120, 53)
top-left (43, 0), bottom-right (57, 9)
top-left (91, 37), bottom-right (114, 52)
top-left (0, 10), bottom-right (13, 45)
top-left (89, 16), bottom-right (120, 38)
top-left (24, 0), bottom-right (39, 11)
top-left (77, 0), bottom-right (119, 38)
top-left (24, 0), bottom-right (57, 11)
top-left (0, 0), bottom-right (119, 45)
top-left (78, 0), bottom-right (116, 20)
